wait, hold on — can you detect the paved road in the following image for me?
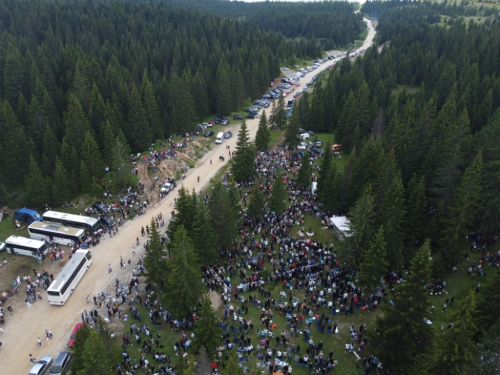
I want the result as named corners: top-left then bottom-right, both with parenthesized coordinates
top-left (3, 19), bottom-right (375, 374)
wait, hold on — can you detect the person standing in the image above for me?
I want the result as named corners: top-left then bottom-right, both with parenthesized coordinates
top-left (108, 264), bottom-right (112, 273)
top-left (37, 337), bottom-right (42, 346)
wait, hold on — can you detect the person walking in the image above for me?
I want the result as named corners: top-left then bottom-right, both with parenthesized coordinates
top-left (108, 264), bottom-right (112, 273)
top-left (86, 295), bottom-right (91, 304)
top-left (37, 337), bottom-right (42, 346)
top-left (26, 299), bottom-right (32, 309)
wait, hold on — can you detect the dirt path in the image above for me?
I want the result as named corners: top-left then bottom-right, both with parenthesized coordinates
top-left (138, 162), bottom-right (159, 205)
top-left (2, 24), bottom-right (376, 374)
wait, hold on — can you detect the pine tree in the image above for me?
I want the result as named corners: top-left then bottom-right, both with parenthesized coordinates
top-left (191, 201), bottom-right (218, 265)
top-left (358, 226), bottom-right (389, 293)
top-left (81, 132), bottom-right (104, 179)
top-left (141, 71), bottom-right (163, 139)
top-left (112, 135), bottom-right (131, 188)
top-left (52, 158), bottom-right (71, 205)
top-left (210, 187), bottom-right (238, 251)
top-left (168, 187), bottom-right (198, 242)
top-left (232, 119), bottom-right (255, 182)
top-left (316, 143), bottom-right (332, 201)
top-left (254, 111), bottom-right (270, 150)
top-left (191, 297), bottom-right (222, 357)
top-left (296, 156), bottom-right (312, 188)
top-left (440, 152), bottom-right (482, 265)
top-left (127, 84), bottom-right (152, 152)
top-left (274, 94), bottom-right (287, 129)
top-left (70, 323), bottom-right (92, 374)
top-left (164, 225), bottom-right (204, 318)
top-left (25, 156), bottom-right (48, 208)
top-left (247, 187), bottom-right (266, 220)
top-left (2, 101), bottom-right (29, 185)
top-left (427, 292), bottom-right (478, 375)
top-left (144, 219), bottom-right (168, 288)
top-left (269, 174), bottom-right (287, 214)
top-left (475, 272), bottom-right (500, 332)
top-left (404, 174), bottom-right (427, 256)
top-left (214, 58), bottom-right (232, 116)
top-left (79, 160), bottom-right (91, 194)
top-left (78, 328), bottom-right (113, 375)
top-left (284, 111), bottom-right (300, 146)
top-left (371, 240), bottom-right (434, 373)
top-left (347, 185), bottom-right (376, 266)
top-left (63, 93), bottom-right (89, 154)
top-left (221, 350), bottom-right (241, 375)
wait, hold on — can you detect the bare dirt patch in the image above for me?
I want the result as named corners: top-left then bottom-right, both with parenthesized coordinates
top-left (209, 290), bottom-right (223, 311)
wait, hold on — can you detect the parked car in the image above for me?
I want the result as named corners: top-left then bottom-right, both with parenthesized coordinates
top-left (233, 114), bottom-right (243, 120)
top-left (119, 192), bottom-right (137, 205)
top-left (224, 131), bottom-right (233, 139)
top-left (221, 119), bottom-right (230, 125)
top-left (29, 356), bottom-right (53, 375)
top-left (315, 140), bottom-right (322, 147)
top-left (68, 323), bottom-right (84, 347)
top-left (204, 130), bottom-right (214, 137)
top-left (49, 352), bottom-right (71, 375)
top-left (92, 202), bottom-right (108, 214)
top-left (246, 114), bottom-right (256, 119)
top-left (0, 241), bottom-right (5, 252)
top-left (160, 182), bottom-right (174, 193)
top-left (99, 216), bottom-right (115, 228)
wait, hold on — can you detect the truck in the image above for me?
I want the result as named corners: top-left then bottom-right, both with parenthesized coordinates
top-left (13, 208), bottom-right (42, 224)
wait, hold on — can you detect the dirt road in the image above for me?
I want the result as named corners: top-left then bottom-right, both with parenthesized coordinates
top-left (3, 23), bottom-right (375, 374)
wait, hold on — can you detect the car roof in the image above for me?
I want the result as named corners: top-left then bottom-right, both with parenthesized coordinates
top-left (29, 363), bottom-right (44, 374)
top-left (73, 323), bottom-right (84, 332)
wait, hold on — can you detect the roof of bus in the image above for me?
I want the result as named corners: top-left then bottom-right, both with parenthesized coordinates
top-left (5, 235), bottom-right (46, 247)
top-left (47, 250), bottom-right (90, 291)
top-left (29, 221), bottom-right (85, 236)
top-left (43, 211), bottom-right (98, 224)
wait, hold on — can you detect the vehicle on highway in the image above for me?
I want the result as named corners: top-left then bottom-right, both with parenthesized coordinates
top-left (68, 323), bottom-right (84, 346)
top-left (47, 250), bottom-right (93, 305)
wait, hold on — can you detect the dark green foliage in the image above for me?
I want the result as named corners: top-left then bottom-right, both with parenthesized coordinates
top-left (191, 201), bottom-right (218, 265)
top-left (268, 174), bottom-right (287, 214)
top-left (284, 111), bottom-right (300, 146)
top-left (247, 187), bottom-right (266, 220)
top-left (296, 156), bottom-right (312, 188)
top-left (371, 240), bottom-right (434, 374)
top-left (70, 323), bottom-right (92, 374)
top-left (232, 120), bottom-right (255, 182)
top-left (358, 225), bottom-right (389, 293)
top-left (144, 220), bottom-right (168, 288)
top-left (475, 273), bottom-right (500, 333)
top-left (25, 156), bottom-right (48, 208)
top-left (209, 187), bottom-right (238, 251)
top-left (167, 187), bottom-right (198, 242)
top-left (426, 292), bottom-right (478, 375)
top-left (191, 297), bottom-right (222, 357)
top-left (254, 111), bottom-right (270, 151)
top-left (164, 226), bottom-right (204, 318)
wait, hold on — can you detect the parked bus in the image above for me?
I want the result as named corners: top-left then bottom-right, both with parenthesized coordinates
top-left (5, 235), bottom-right (48, 258)
top-left (47, 250), bottom-right (93, 305)
top-left (42, 211), bottom-right (100, 235)
top-left (28, 221), bottom-right (86, 246)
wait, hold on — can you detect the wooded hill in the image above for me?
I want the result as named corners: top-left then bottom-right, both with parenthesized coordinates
top-left (0, 0), bottom-right (303, 204)
top-left (166, 0), bottom-right (365, 51)
top-left (294, 0), bottom-right (500, 270)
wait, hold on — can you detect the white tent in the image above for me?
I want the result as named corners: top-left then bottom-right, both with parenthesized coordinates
top-left (329, 216), bottom-right (352, 241)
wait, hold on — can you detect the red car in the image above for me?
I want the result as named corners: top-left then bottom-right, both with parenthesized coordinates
top-left (68, 323), bottom-right (84, 347)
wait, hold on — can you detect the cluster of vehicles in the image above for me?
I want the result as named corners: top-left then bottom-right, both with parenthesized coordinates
top-left (28, 351), bottom-right (71, 375)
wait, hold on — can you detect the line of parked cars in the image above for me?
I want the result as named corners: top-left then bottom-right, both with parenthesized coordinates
top-left (28, 351), bottom-right (71, 375)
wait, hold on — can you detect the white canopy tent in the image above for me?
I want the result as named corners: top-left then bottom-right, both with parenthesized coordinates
top-left (329, 216), bottom-right (352, 241)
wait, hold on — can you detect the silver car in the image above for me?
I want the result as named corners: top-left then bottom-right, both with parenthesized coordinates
top-left (29, 356), bottom-right (53, 375)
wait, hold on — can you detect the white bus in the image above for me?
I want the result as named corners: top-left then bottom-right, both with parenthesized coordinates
top-left (42, 211), bottom-right (100, 235)
top-left (28, 221), bottom-right (87, 246)
top-left (5, 235), bottom-right (49, 258)
top-left (47, 250), bottom-right (93, 305)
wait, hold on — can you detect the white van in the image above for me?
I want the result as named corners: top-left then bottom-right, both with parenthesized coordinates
top-left (215, 132), bottom-right (224, 144)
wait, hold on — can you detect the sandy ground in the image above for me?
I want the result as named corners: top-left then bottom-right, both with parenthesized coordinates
top-left (2, 22), bottom-right (375, 373)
